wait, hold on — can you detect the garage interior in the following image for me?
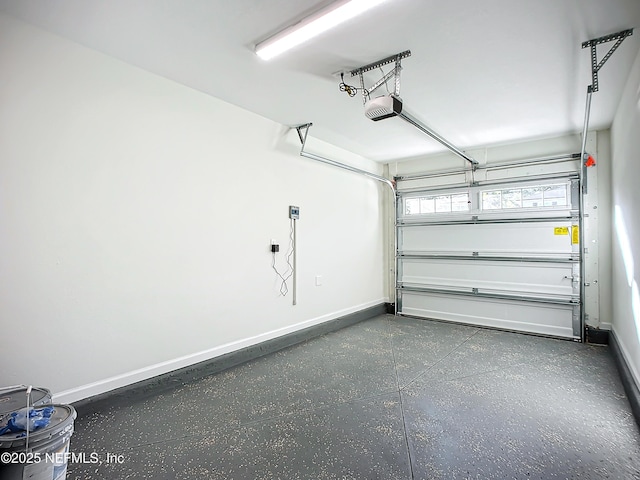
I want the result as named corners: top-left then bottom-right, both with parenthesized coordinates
top-left (1, 0), bottom-right (640, 478)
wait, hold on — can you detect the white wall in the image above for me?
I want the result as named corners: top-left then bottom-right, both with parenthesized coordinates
top-left (0, 14), bottom-right (386, 403)
top-left (610, 45), bottom-right (640, 386)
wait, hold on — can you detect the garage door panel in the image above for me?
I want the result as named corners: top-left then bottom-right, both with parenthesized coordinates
top-left (400, 258), bottom-right (578, 297)
top-left (396, 174), bottom-right (581, 340)
top-left (400, 222), bottom-right (575, 257)
top-left (400, 292), bottom-right (576, 338)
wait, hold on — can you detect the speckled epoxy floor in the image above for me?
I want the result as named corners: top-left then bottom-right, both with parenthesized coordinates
top-left (66, 315), bottom-right (640, 479)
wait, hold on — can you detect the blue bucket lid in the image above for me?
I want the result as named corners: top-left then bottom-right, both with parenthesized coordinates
top-left (0, 387), bottom-right (52, 418)
top-left (0, 404), bottom-right (76, 450)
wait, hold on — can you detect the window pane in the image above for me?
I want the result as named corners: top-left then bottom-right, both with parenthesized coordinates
top-left (419, 197), bottom-right (435, 213)
top-left (501, 189), bottom-right (522, 209)
top-left (543, 185), bottom-right (567, 207)
top-left (451, 193), bottom-right (470, 212)
top-left (405, 198), bottom-right (419, 215)
top-left (482, 190), bottom-right (501, 210)
top-left (434, 195), bottom-right (451, 213)
top-left (522, 187), bottom-right (543, 208)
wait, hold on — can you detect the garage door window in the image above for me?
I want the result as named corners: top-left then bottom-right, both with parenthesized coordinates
top-left (401, 178), bottom-right (575, 220)
top-left (405, 193), bottom-right (470, 215)
top-left (481, 183), bottom-right (569, 211)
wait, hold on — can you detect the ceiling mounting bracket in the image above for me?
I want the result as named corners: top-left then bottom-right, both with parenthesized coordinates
top-left (350, 50), bottom-right (411, 105)
top-left (295, 123), bottom-right (312, 149)
top-left (582, 29), bottom-right (633, 93)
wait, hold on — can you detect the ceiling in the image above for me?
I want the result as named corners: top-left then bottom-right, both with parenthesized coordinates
top-left (1, 0), bottom-right (639, 162)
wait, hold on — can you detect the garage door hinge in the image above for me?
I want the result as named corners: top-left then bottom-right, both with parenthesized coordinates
top-left (472, 215), bottom-right (479, 222)
top-left (472, 288), bottom-right (479, 294)
top-left (472, 251), bottom-right (479, 257)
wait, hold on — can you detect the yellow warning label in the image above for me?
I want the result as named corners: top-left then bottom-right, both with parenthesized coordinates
top-left (572, 225), bottom-right (579, 244)
top-left (554, 227), bottom-right (569, 235)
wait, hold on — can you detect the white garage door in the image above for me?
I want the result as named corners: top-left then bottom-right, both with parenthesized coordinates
top-left (396, 175), bottom-right (581, 339)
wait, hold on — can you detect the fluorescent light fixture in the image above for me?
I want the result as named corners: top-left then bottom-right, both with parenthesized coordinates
top-left (255, 0), bottom-right (388, 60)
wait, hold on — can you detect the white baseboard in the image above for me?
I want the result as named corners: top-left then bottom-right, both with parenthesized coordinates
top-left (53, 299), bottom-right (388, 404)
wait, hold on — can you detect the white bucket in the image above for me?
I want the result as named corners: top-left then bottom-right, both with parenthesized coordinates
top-left (0, 404), bottom-right (76, 480)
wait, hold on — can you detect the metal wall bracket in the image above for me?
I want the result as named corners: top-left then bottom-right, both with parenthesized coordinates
top-left (582, 29), bottom-right (633, 93)
top-left (296, 123), bottom-right (312, 147)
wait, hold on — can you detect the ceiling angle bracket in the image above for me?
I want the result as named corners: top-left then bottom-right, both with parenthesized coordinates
top-left (295, 123), bottom-right (313, 149)
top-left (350, 50), bottom-right (411, 105)
top-left (582, 29), bottom-right (633, 93)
